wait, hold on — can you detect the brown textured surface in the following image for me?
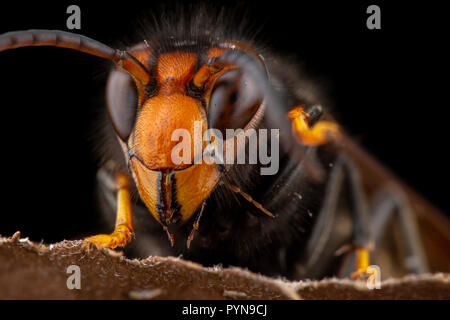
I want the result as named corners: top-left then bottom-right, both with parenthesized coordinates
top-left (0, 233), bottom-right (449, 300)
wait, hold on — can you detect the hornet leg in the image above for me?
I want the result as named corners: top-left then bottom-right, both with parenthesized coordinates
top-left (288, 105), bottom-right (340, 146)
top-left (301, 154), bottom-right (374, 279)
top-left (370, 186), bottom-right (429, 274)
top-left (84, 172), bottom-right (134, 249)
top-left (288, 105), bottom-right (373, 278)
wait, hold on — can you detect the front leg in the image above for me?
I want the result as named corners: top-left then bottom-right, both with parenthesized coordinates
top-left (370, 186), bottom-right (429, 274)
top-left (84, 172), bottom-right (134, 249)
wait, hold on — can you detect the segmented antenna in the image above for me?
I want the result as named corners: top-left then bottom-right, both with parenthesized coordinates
top-left (221, 181), bottom-right (274, 218)
top-left (0, 29), bottom-right (150, 85)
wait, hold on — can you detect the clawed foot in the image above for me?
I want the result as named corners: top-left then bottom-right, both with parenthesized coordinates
top-left (83, 224), bottom-right (133, 250)
top-left (349, 247), bottom-right (376, 281)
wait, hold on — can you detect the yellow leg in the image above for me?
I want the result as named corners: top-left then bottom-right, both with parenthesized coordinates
top-left (350, 247), bottom-right (377, 280)
top-left (84, 173), bottom-right (134, 249)
top-left (288, 105), bottom-right (339, 145)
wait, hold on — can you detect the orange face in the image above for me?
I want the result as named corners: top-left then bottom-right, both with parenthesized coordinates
top-left (107, 42), bottom-right (265, 229)
top-left (122, 49), bottom-right (228, 226)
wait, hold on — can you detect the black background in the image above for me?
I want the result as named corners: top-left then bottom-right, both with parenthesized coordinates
top-left (0, 0), bottom-right (448, 243)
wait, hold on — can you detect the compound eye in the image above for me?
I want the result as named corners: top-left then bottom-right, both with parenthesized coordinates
top-left (208, 68), bottom-right (262, 135)
top-left (106, 70), bottom-right (139, 141)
